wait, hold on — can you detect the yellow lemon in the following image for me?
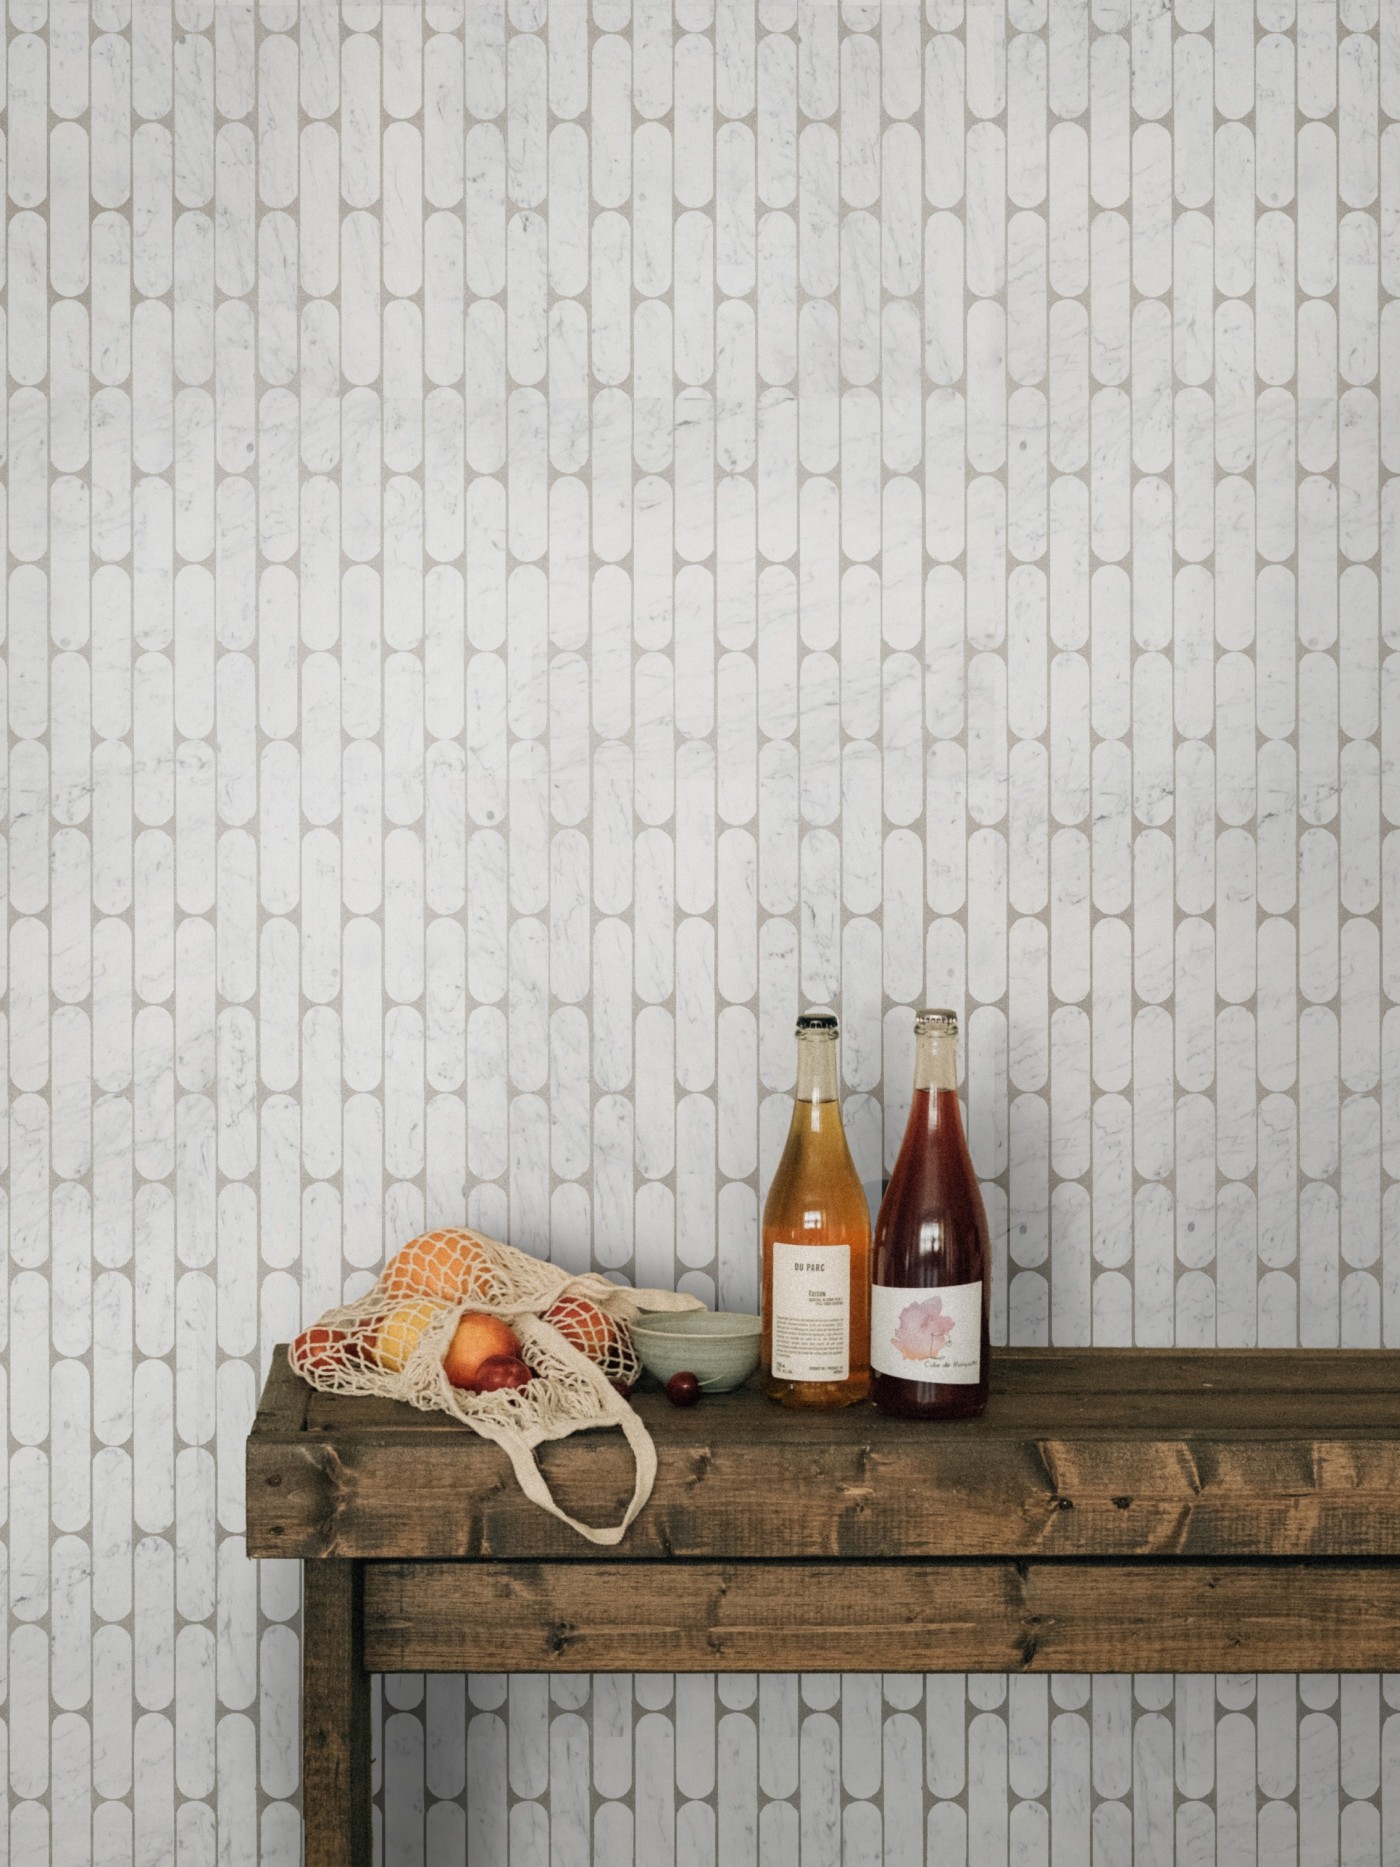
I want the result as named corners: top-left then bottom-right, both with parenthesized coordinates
top-left (373, 1299), bottom-right (447, 1372)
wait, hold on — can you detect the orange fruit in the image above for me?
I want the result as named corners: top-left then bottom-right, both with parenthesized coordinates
top-left (372, 1299), bottom-right (450, 1373)
top-left (542, 1295), bottom-right (624, 1366)
top-left (381, 1229), bottom-right (496, 1304)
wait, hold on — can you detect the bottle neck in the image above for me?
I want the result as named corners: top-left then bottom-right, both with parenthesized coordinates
top-left (913, 1029), bottom-right (959, 1094)
top-left (794, 1034), bottom-right (840, 1104)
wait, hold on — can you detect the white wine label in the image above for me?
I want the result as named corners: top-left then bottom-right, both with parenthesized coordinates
top-left (771, 1244), bottom-right (851, 1382)
top-left (870, 1281), bottom-right (982, 1384)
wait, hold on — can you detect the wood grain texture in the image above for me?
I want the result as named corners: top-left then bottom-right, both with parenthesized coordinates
top-left (322, 1346), bottom-right (1400, 1403)
top-left (362, 1558), bottom-right (1400, 1675)
top-left (246, 1349), bottom-right (1400, 1561)
top-left (302, 1562), bottom-right (371, 1867)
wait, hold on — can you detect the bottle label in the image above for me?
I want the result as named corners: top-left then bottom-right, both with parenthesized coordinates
top-left (771, 1244), bottom-right (851, 1382)
top-left (870, 1281), bottom-right (982, 1384)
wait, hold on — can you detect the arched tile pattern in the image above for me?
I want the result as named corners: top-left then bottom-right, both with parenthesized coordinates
top-left (4, 1), bottom-right (1398, 1860)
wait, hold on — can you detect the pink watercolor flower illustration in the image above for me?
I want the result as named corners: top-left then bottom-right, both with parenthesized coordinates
top-left (892, 1296), bottom-right (956, 1363)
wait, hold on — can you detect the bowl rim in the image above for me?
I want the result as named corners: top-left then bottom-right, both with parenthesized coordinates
top-left (631, 1310), bottom-right (761, 1339)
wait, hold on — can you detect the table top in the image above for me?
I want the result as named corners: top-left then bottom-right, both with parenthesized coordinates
top-left (246, 1347), bottom-right (1400, 1562)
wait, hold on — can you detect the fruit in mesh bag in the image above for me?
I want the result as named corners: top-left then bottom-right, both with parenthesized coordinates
top-left (381, 1229), bottom-right (496, 1304)
top-left (443, 1312), bottom-right (524, 1390)
top-left (472, 1354), bottom-right (533, 1392)
top-left (541, 1295), bottom-right (627, 1367)
top-left (292, 1325), bottom-right (360, 1375)
top-left (541, 1295), bottom-right (639, 1396)
top-left (372, 1299), bottom-right (451, 1373)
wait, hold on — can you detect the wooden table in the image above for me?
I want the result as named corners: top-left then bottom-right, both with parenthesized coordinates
top-left (246, 1347), bottom-right (1400, 1864)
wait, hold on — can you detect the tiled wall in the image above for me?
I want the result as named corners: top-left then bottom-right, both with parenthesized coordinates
top-left (7, 0), bottom-right (1399, 1860)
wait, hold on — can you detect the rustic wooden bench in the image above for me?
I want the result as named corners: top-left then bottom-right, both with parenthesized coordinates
top-left (246, 1347), bottom-right (1400, 1865)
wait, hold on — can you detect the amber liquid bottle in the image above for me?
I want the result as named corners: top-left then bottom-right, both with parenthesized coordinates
top-left (870, 1009), bottom-right (990, 1419)
top-left (761, 1013), bottom-right (871, 1408)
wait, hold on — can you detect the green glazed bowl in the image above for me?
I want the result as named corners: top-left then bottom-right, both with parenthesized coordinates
top-left (630, 1311), bottom-right (762, 1392)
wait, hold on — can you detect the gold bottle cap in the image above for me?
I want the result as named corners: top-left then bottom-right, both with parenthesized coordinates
top-left (915, 1007), bottom-right (959, 1035)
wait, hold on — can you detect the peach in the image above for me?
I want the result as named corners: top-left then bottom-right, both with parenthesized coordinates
top-left (382, 1229), bottom-right (496, 1304)
top-left (443, 1311), bottom-right (523, 1390)
top-left (372, 1300), bottom-right (450, 1373)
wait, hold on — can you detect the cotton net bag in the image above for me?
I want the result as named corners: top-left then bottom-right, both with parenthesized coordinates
top-left (288, 1227), bottom-right (704, 1544)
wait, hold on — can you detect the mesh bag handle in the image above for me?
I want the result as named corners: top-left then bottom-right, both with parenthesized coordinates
top-left (469, 1358), bottom-right (661, 1547)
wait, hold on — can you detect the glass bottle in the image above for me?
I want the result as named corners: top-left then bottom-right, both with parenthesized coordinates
top-left (761, 1013), bottom-right (871, 1409)
top-left (870, 1009), bottom-right (990, 1419)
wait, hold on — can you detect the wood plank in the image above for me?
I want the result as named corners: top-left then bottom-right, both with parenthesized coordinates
top-left (247, 1348), bottom-right (1400, 1560)
top-left (981, 1349), bottom-right (1400, 1395)
top-left (363, 1558), bottom-right (1400, 1675)
top-left (298, 1382), bottom-right (1400, 1439)
top-left (294, 1348), bottom-right (1400, 1435)
top-left (247, 1426), bottom-right (1400, 1561)
top-left (302, 1561), bottom-right (371, 1867)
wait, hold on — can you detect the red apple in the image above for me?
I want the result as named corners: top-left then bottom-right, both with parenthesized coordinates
top-left (293, 1325), bottom-right (358, 1374)
top-left (542, 1295), bottom-right (625, 1365)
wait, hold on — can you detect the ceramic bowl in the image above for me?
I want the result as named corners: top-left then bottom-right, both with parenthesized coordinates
top-left (630, 1311), bottom-right (762, 1392)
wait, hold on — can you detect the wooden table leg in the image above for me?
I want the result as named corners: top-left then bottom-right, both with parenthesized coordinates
top-left (302, 1560), bottom-right (372, 1866)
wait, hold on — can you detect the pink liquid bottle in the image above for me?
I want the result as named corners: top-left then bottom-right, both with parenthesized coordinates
top-left (870, 1010), bottom-right (990, 1420)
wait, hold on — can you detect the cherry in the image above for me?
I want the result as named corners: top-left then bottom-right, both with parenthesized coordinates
top-left (666, 1371), bottom-right (701, 1408)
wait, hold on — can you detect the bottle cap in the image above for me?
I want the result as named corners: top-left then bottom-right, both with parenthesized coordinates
top-left (795, 1011), bottom-right (838, 1034)
top-left (915, 1007), bottom-right (959, 1035)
